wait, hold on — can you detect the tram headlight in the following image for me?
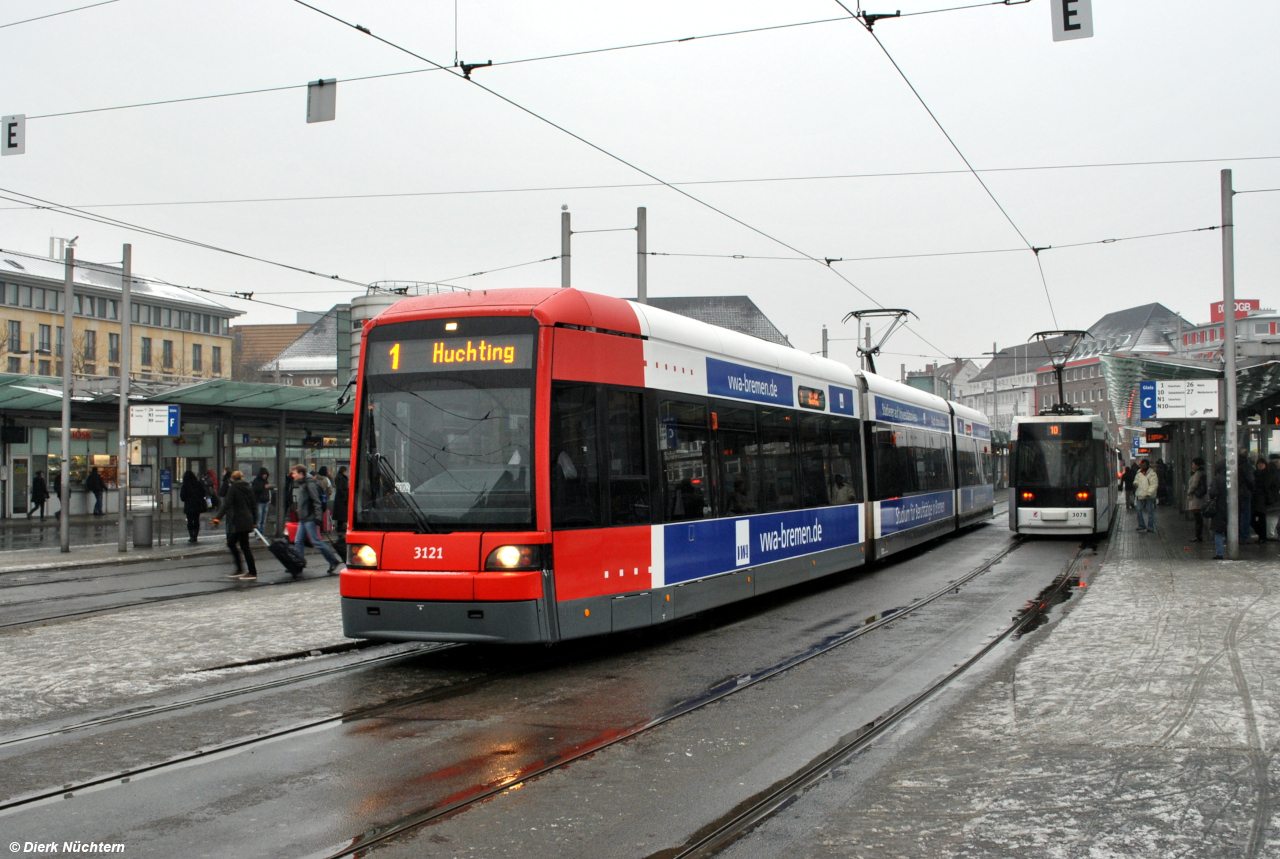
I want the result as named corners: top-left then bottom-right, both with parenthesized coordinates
top-left (348, 544), bottom-right (378, 568)
top-left (485, 544), bottom-right (543, 571)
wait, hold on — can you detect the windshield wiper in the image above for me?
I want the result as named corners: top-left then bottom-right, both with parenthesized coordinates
top-left (369, 453), bottom-right (435, 534)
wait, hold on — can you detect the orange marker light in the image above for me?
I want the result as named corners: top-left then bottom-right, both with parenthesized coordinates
top-left (1076, 491), bottom-right (1090, 500)
top-left (1021, 491), bottom-right (1034, 501)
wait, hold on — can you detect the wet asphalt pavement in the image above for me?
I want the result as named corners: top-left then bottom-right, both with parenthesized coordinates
top-left (0, 508), bottom-right (1088, 858)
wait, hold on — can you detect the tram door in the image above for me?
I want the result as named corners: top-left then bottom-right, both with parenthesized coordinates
top-left (11, 457), bottom-right (28, 515)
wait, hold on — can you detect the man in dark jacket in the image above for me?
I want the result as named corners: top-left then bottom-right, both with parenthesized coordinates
top-left (1251, 459), bottom-right (1274, 542)
top-left (1238, 456), bottom-right (1255, 543)
top-left (29, 471), bottom-right (49, 519)
top-left (251, 469), bottom-right (272, 533)
top-left (1121, 463), bottom-right (1137, 509)
top-left (214, 470), bottom-right (259, 580)
top-left (290, 465), bottom-right (343, 574)
top-left (179, 470), bottom-right (206, 543)
top-left (218, 467), bottom-right (233, 499)
top-left (332, 466), bottom-right (349, 533)
top-left (85, 467), bottom-right (107, 515)
top-left (1208, 461), bottom-right (1230, 559)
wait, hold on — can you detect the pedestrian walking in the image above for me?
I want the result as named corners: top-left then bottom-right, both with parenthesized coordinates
top-left (1251, 458), bottom-right (1275, 542)
top-left (85, 466), bottom-right (107, 516)
top-left (218, 466), bottom-right (232, 499)
top-left (1208, 460), bottom-right (1231, 559)
top-left (332, 465), bottom-right (349, 533)
top-left (1121, 462), bottom-right (1137, 509)
top-left (1134, 459), bottom-right (1158, 533)
top-left (213, 470), bottom-right (259, 580)
top-left (290, 464), bottom-right (343, 574)
top-left (251, 468), bottom-right (272, 533)
top-left (29, 471), bottom-right (49, 519)
top-left (179, 470), bottom-right (206, 543)
top-left (1185, 457), bottom-right (1207, 542)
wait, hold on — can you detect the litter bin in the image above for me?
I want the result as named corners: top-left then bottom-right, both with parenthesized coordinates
top-left (133, 512), bottom-right (153, 548)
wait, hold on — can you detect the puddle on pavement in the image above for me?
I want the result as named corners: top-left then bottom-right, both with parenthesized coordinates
top-left (1012, 572), bottom-right (1080, 638)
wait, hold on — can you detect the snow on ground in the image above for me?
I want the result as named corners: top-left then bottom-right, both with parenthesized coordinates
top-left (0, 579), bottom-right (347, 726)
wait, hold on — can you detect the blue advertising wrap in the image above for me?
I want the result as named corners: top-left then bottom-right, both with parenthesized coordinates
top-left (876, 490), bottom-right (954, 536)
top-left (829, 385), bottom-right (856, 416)
top-left (959, 484), bottom-right (995, 514)
top-left (662, 505), bottom-right (861, 585)
top-left (874, 396), bottom-right (951, 431)
top-left (705, 357), bottom-right (794, 407)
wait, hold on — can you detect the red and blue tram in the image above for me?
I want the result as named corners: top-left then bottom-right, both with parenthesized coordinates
top-left (339, 288), bottom-right (995, 644)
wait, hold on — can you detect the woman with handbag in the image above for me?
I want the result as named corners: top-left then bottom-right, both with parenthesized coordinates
top-left (1185, 458), bottom-right (1206, 542)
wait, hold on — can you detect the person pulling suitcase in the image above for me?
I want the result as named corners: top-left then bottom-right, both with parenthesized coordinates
top-left (290, 465), bottom-right (344, 575)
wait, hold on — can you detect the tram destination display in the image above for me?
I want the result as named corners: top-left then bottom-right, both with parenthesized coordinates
top-left (366, 334), bottom-right (534, 375)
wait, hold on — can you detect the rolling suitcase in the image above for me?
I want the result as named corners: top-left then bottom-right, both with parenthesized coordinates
top-left (269, 538), bottom-right (307, 576)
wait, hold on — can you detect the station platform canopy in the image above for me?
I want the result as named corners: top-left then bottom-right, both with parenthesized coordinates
top-left (0, 374), bottom-right (352, 419)
top-left (1102, 353), bottom-right (1280, 421)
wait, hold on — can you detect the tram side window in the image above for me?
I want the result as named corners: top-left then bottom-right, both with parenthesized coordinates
top-left (716, 404), bottom-right (759, 515)
top-left (660, 399), bottom-right (713, 521)
top-left (957, 437), bottom-right (982, 487)
top-left (828, 418), bottom-right (862, 504)
top-left (606, 390), bottom-right (651, 525)
top-left (550, 384), bottom-right (601, 528)
top-left (1094, 440), bottom-right (1110, 486)
top-left (759, 408), bottom-right (799, 512)
top-left (798, 416), bottom-right (829, 508)
top-left (869, 426), bottom-right (913, 500)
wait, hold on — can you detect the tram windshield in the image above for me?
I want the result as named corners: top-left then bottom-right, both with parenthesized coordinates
top-left (1014, 422), bottom-right (1097, 488)
top-left (354, 318), bottom-right (536, 532)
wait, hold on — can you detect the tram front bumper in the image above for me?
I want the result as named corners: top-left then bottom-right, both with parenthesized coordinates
top-left (342, 596), bottom-right (547, 644)
top-left (1017, 507), bottom-right (1094, 530)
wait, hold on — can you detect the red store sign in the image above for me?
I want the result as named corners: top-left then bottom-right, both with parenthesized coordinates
top-left (1210, 299), bottom-right (1260, 322)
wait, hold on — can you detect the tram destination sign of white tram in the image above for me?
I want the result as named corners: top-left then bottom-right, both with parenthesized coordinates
top-left (129, 405), bottom-right (180, 436)
top-left (1139, 380), bottom-right (1220, 420)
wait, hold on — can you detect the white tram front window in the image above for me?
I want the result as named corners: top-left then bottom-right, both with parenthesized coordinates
top-left (1014, 423), bottom-right (1096, 488)
top-left (355, 318), bottom-right (536, 532)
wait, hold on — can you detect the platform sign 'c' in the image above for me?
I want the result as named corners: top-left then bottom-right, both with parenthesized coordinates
top-left (1139, 381), bottom-right (1157, 421)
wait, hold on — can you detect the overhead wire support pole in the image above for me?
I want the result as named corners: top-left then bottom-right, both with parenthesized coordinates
top-left (118, 244), bottom-right (131, 553)
top-left (561, 209), bottom-right (571, 289)
top-left (636, 207), bottom-right (647, 304)
top-left (60, 247), bottom-right (74, 553)
top-left (1222, 169), bottom-right (1239, 560)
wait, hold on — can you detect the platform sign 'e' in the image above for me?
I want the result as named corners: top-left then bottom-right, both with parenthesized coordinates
top-left (1, 115), bottom-right (24, 155)
top-left (1052, 0), bottom-right (1093, 41)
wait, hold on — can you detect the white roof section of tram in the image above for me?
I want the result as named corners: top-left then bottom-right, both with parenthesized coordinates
top-left (628, 299), bottom-right (858, 387)
top-left (862, 368), bottom-right (951, 413)
top-left (950, 400), bottom-right (991, 427)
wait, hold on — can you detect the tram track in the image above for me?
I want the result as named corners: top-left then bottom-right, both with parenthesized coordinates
top-left (659, 540), bottom-right (1092, 859)
top-left (0, 641), bottom-right (446, 751)
top-left (304, 532), bottom-right (1029, 859)
top-left (1, 520), bottom-right (1028, 846)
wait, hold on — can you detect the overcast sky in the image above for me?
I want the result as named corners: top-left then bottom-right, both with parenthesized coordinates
top-left (1, 0), bottom-right (1277, 372)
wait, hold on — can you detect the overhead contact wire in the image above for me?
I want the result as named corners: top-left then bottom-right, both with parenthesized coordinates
top-left (844, 8), bottom-right (1060, 327)
top-left (290, 0), bottom-right (957, 361)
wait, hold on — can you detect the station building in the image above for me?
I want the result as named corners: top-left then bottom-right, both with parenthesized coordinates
top-left (0, 246), bottom-right (351, 526)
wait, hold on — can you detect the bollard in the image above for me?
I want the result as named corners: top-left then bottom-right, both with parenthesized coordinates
top-left (133, 512), bottom-right (153, 548)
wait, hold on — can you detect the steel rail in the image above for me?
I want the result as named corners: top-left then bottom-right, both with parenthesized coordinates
top-left (308, 531), bottom-right (1025, 859)
top-left (0, 642), bottom-right (444, 750)
top-left (663, 544), bottom-right (1091, 859)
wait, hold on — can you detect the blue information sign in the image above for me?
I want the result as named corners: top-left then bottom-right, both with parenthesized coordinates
top-left (828, 385), bottom-right (855, 416)
top-left (160, 468), bottom-right (172, 493)
top-left (705, 358), bottom-right (794, 406)
top-left (1139, 381), bottom-right (1157, 421)
top-left (874, 396), bottom-right (951, 431)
